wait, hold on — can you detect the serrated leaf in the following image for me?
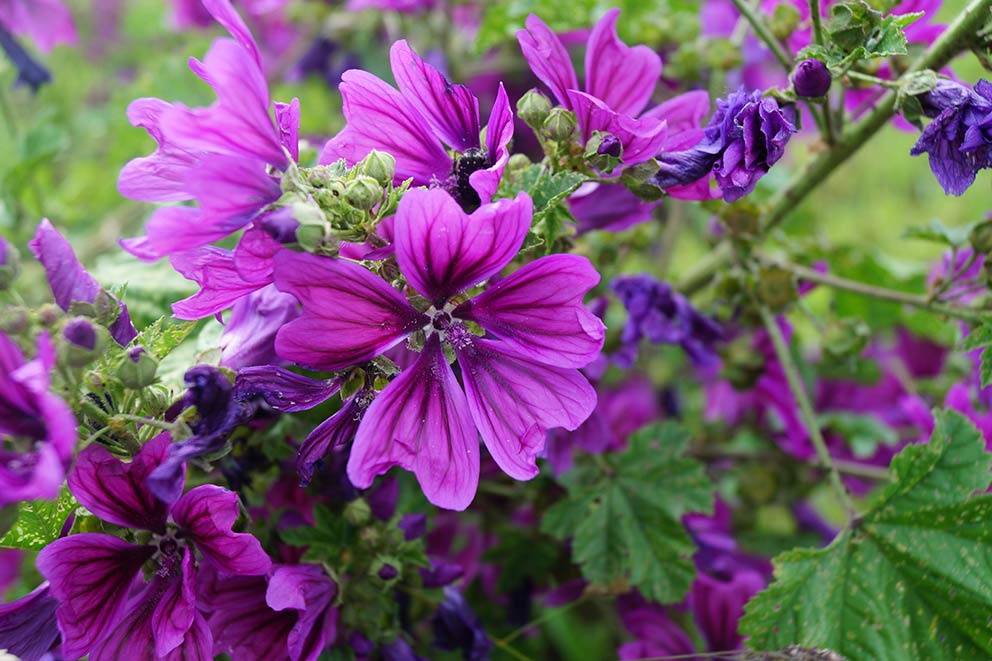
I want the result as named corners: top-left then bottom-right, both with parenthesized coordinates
top-left (961, 323), bottom-right (992, 351)
top-left (135, 316), bottom-right (199, 359)
top-left (741, 410), bottom-right (992, 659)
top-left (0, 487), bottom-right (77, 550)
top-left (542, 422), bottom-right (713, 603)
top-left (980, 345), bottom-right (992, 389)
top-left (805, 2), bottom-right (921, 67)
top-left (279, 504), bottom-right (357, 564)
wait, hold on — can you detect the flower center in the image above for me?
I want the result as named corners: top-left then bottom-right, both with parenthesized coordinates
top-left (451, 148), bottom-right (491, 213)
top-left (424, 304), bottom-right (474, 351)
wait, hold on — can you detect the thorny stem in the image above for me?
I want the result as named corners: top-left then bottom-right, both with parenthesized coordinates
top-left (676, 0), bottom-right (992, 296)
top-left (758, 306), bottom-right (858, 519)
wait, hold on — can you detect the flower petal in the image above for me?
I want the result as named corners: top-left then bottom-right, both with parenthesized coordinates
top-left (170, 246), bottom-right (267, 319)
top-left (118, 98), bottom-right (200, 203)
top-left (273, 250), bottom-right (425, 370)
top-left (390, 40), bottom-right (480, 152)
top-left (454, 339), bottom-right (597, 480)
top-left (585, 9), bottom-right (662, 117)
top-left (185, 153), bottom-right (281, 218)
top-left (469, 82), bottom-right (514, 205)
top-left (516, 14), bottom-right (579, 109)
top-left (172, 485), bottom-right (272, 575)
top-left (218, 285), bottom-right (299, 370)
top-left (274, 98), bottom-right (300, 163)
top-left (394, 188), bottom-right (532, 303)
top-left (234, 366), bottom-right (340, 413)
top-left (198, 570), bottom-right (295, 660)
top-left (201, 0), bottom-right (262, 69)
top-left (348, 335), bottom-right (479, 511)
top-left (567, 90), bottom-right (668, 166)
top-left (151, 550), bottom-right (197, 657)
top-left (266, 564), bottom-right (339, 661)
top-left (455, 254), bottom-right (604, 368)
top-left (297, 390), bottom-right (367, 487)
top-left (0, 583), bottom-right (60, 661)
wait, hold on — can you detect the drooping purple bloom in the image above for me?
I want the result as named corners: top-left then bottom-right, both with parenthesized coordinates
top-left (0, 583), bottom-right (60, 661)
top-left (274, 189), bottom-right (604, 509)
top-left (0, 331), bottom-right (75, 507)
top-left (296, 382), bottom-right (372, 487)
top-left (36, 433), bottom-right (271, 659)
top-left (321, 40), bottom-right (512, 212)
top-left (652, 87), bottom-right (797, 202)
top-left (432, 586), bottom-right (492, 660)
top-left (119, 0), bottom-right (297, 260)
top-left (28, 219), bottom-right (137, 346)
top-left (612, 274), bottom-right (723, 368)
top-left (265, 564), bottom-right (339, 660)
top-left (910, 79), bottom-right (992, 196)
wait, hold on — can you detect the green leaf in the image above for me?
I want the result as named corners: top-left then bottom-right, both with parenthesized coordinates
top-left (902, 219), bottom-right (971, 248)
top-left (800, 2), bottom-right (922, 67)
top-left (542, 422), bottom-right (713, 603)
top-left (0, 487), bottom-right (77, 550)
top-left (961, 322), bottom-right (992, 351)
top-left (741, 410), bottom-right (992, 659)
top-left (279, 504), bottom-right (357, 564)
top-left (981, 345), bottom-right (992, 389)
top-left (135, 316), bottom-right (199, 359)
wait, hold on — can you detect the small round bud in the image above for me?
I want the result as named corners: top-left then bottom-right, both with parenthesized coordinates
top-left (757, 266), bottom-right (798, 310)
top-left (343, 498), bottom-right (371, 526)
top-left (345, 176), bottom-right (382, 211)
top-left (970, 220), bottom-right (992, 255)
top-left (38, 303), bottom-right (62, 327)
top-left (517, 88), bottom-right (552, 128)
top-left (93, 290), bottom-right (120, 326)
top-left (792, 59), bottom-right (832, 98)
top-left (597, 133), bottom-right (622, 159)
top-left (0, 237), bottom-right (20, 291)
top-left (542, 107), bottom-right (577, 141)
top-left (507, 153), bottom-right (531, 172)
top-left (62, 317), bottom-right (102, 367)
top-left (0, 307), bottom-right (29, 334)
top-left (770, 3), bottom-right (801, 40)
top-left (377, 563), bottom-right (399, 581)
top-left (358, 150), bottom-right (396, 186)
top-left (117, 346), bottom-right (158, 389)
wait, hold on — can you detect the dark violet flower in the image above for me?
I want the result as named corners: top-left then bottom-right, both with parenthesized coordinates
top-left (0, 583), bottom-right (60, 660)
top-left (612, 274), bottom-right (723, 368)
top-left (910, 79), bottom-right (992, 196)
top-left (36, 433), bottom-right (271, 659)
top-left (653, 87), bottom-right (797, 202)
top-left (433, 586), bottom-right (491, 660)
top-left (0, 331), bottom-right (75, 507)
top-left (399, 513), bottom-right (427, 541)
top-left (62, 317), bottom-right (96, 351)
top-left (265, 564), bottom-right (340, 660)
top-left (0, 23), bottom-right (50, 91)
top-left (274, 189), bottom-right (604, 509)
top-left (321, 40), bottom-right (512, 212)
top-left (28, 219), bottom-right (137, 346)
top-left (296, 384), bottom-right (372, 487)
top-left (119, 0), bottom-right (298, 261)
top-left (792, 58), bottom-right (831, 98)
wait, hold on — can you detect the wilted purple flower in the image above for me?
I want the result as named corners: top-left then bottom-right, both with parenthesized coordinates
top-left (0, 583), bottom-right (60, 660)
top-left (322, 41), bottom-right (512, 212)
top-left (274, 189), bottom-right (604, 509)
top-left (910, 79), bottom-right (992, 196)
top-left (0, 331), bottom-right (75, 507)
top-left (36, 433), bottom-right (271, 659)
top-left (296, 382), bottom-right (372, 487)
top-left (792, 59), bottom-right (831, 98)
top-left (612, 274), bottom-right (723, 368)
top-left (265, 564), bottom-right (339, 660)
top-left (28, 219), bottom-right (137, 346)
top-left (119, 0), bottom-right (298, 260)
top-left (653, 88), bottom-right (797, 202)
top-left (433, 586), bottom-right (492, 660)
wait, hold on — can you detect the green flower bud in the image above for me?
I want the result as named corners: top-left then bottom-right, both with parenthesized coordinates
top-left (346, 176), bottom-right (383, 211)
top-left (344, 498), bottom-right (371, 526)
top-left (584, 131), bottom-right (623, 173)
top-left (117, 346), bottom-right (158, 389)
top-left (0, 238), bottom-right (20, 291)
top-left (296, 224), bottom-right (328, 253)
top-left (542, 107), bottom-right (577, 141)
top-left (517, 88), bottom-right (552, 129)
top-left (770, 3), bottom-right (801, 40)
top-left (507, 153), bottom-right (532, 173)
top-left (358, 150), bottom-right (396, 186)
top-left (0, 307), bottom-right (29, 334)
top-left (970, 219), bottom-right (992, 255)
top-left (38, 303), bottom-right (62, 327)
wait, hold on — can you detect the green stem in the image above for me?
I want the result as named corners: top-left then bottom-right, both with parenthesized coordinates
top-left (496, 595), bottom-right (590, 646)
top-left (677, 0), bottom-right (992, 296)
top-left (759, 306), bottom-right (857, 519)
top-left (843, 69), bottom-right (901, 89)
top-left (114, 413), bottom-right (176, 432)
top-left (809, 0), bottom-right (826, 46)
top-left (730, 0), bottom-right (793, 70)
top-left (831, 459), bottom-right (890, 481)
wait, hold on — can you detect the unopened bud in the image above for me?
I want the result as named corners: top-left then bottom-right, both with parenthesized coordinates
top-left (358, 150), bottom-right (396, 186)
top-left (792, 59), bottom-right (832, 98)
top-left (343, 498), bottom-right (371, 526)
top-left (517, 88), bottom-right (552, 129)
top-left (0, 307), bottom-right (29, 334)
top-left (38, 303), bottom-right (62, 326)
top-left (62, 317), bottom-right (102, 367)
top-left (970, 220), bottom-right (992, 255)
top-left (376, 562), bottom-right (399, 581)
top-left (117, 346), bottom-right (158, 389)
top-left (0, 237), bottom-right (20, 291)
top-left (345, 176), bottom-right (382, 211)
top-left (543, 107), bottom-right (577, 141)
top-left (585, 131), bottom-right (624, 172)
top-left (770, 3), bottom-right (801, 40)
top-left (757, 266), bottom-right (798, 310)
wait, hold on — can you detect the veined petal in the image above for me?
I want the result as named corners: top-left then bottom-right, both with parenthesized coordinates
top-left (273, 250), bottom-right (425, 370)
top-left (0, 583), bottom-right (59, 661)
top-left (348, 335), bottom-right (479, 511)
top-left (516, 14), bottom-right (579, 109)
top-left (454, 339), bottom-right (597, 480)
top-left (274, 98), bottom-right (300, 163)
top-left (394, 188), bottom-right (532, 303)
top-left (198, 570), bottom-right (295, 661)
top-left (234, 367), bottom-right (340, 413)
top-left (36, 534), bottom-right (154, 659)
top-left (234, 224), bottom-right (283, 284)
top-left (568, 182), bottom-right (658, 234)
top-left (151, 550), bottom-right (197, 657)
top-left (455, 254), bottom-right (604, 368)
top-left (567, 90), bottom-right (668, 166)
top-left (141, 206), bottom-right (253, 261)
top-left (67, 432), bottom-right (174, 532)
top-left (469, 82), bottom-right (514, 205)
top-left (266, 564), bottom-right (339, 661)
top-left (390, 40), bottom-right (480, 152)
top-left (170, 246), bottom-right (267, 320)
top-left (218, 286), bottom-right (299, 370)
top-left (297, 391), bottom-right (366, 487)
top-left (201, 0), bottom-right (262, 69)
top-left (319, 69), bottom-right (452, 185)
top-left (118, 98), bottom-right (200, 203)
top-left (172, 485), bottom-right (272, 575)
top-left (185, 153), bottom-right (281, 217)
top-left (641, 90), bottom-right (710, 143)
top-left (585, 8), bottom-right (662, 117)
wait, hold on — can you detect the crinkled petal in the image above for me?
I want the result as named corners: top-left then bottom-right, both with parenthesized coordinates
top-left (218, 285), bottom-right (299, 370)
top-left (297, 391), bottom-right (365, 487)
top-left (394, 188), bottom-right (532, 303)
top-left (234, 224), bottom-right (283, 283)
top-left (234, 366), bottom-right (339, 413)
top-left (171, 246), bottom-right (267, 319)
top-left (455, 254), bottom-right (604, 368)
top-left (584, 8), bottom-right (661, 117)
top-left (118, 98), bottom-right (201, 203)
top-left (266, 564), bottom-right (339, 661)
top-left (273, 250), bottom-right (425, 370)
top-left (67, 432), bottom-right (174, 532)
top-left (454, 339), bottom-right (597, 480)
top-left (390, 40), bottom-right (480, 152)
top-left (516, 14), bottom-right (578, 109)
top-left (197, 570), bottom-right (295, 661)
top-left (567, 90), bottom-right (668, 166)
top-left (348, 335), bottom-right (479, 511)
top-left (641, 90), bottom-right (710, 146)
top-left (275, 98), bottom-right (301, 163)
top-left (172, 485), bottom-right (272, 575)
top-left (185, 153), bottom-right (281, 217)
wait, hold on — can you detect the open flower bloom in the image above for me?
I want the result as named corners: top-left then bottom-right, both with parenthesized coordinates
top-left (0, 331), bottom-right (76, 507)
top-left (320, 40), bottom-right (512, 212)
top-left (36, 433), bottom-right (271, 660)
top-left (274, 188), bottom-right (604, 509)
top-left (119, 0), bottom-right (298, 261)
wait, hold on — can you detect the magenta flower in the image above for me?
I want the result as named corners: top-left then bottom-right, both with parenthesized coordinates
top-left (274, 188), bottom-right (604, 509)
top-left (0, 0), bottom-right (76, 53)
top-left (320, 40), bottom-right (513, 212)
top-left (265, 564), bottom-right (340, 660)
top-left (119, 0), bottom-right (298, 261)
top-left (0, 583), bottom-right (60, 660)
top-left (36, 433), bottom-right (271, 659)
top-left (0, 331), bottom-right (76, 507)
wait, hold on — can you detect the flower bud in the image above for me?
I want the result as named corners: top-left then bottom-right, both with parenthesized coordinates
top-left (507, 153), bottom-right (531, 173)
top-left (0, 236), bottom-right (20, 291)
top-left (757, 266), bottom-right (798, 310)
top-left (542, 107), bottom-right (577, 141)
top-left (970, 220), bottom-right (992, 255)
top-left (585, 131), bottom-right (624, 172)
top-left (358, 149), bottom-right (396, 186)
top-left (62, 317), bottom-right (102, 367)
top-left (345, 176), bottom-right (382, 211)
top-left (770, 3), bottom-right (801, 40)
top-left (117, 346), bottom-right (158, 389)
top-left (0, 307), bottom-right (29, 334)
top-left (38, 303), bottom-right (62, 326)
top-left (377, 563), bottom-right (399, 581)
top-left (517, 88), bottom-right (552, 129)
top-left (792, 59), bottom-right (832, 98)
top-left (344, 497), bottom-right (371, 526)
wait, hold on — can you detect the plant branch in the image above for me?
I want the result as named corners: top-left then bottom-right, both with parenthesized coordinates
top-left (809, 0), bottom-right (826, 46)
top-left (730, 0), bottom-right (793, 70)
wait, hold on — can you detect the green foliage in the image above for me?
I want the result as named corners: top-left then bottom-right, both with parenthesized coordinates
top-left (134, 316), bottom-right (198, 360)
top-left (818, 411), bottom-right (899, 458)
top-left (799, 2), bottom-right (922, 67)
top-left (498, 164), bottom-right (586, 252)
top-left (279, 504), bottom-right (358, 563)
top-left (542, 422), bottom-right (713, 603)
top-left (902, 219), bottom-right (972, 248)
top-left (741, 410), bottom-right (992, 659)
top-left (0, 487), bottom-right (77, 550)
top-left (960, 323), bottom-right (992, 388)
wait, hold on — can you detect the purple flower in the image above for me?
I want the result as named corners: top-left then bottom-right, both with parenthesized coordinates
top-left (265, 564), bottom-right (339, 660)
top-left (432, 586), bottom-right (491, 660)
top-left (36, 433), bottom-right (271, 659)
top-left (218, 285), bottom-right (299, 370)
top-left (274, 189), bottom-right (604, 509)
top-left (612, 274), bottom-right (723, 368)
top-left (653, 87), bottom-right (797, 202)
top-left (792, 58), bottom-right (831, 98)
top-left (296, 382), bottom-right (372, 487)
top-left (119, 0), bottom-right (297, 260)
top-left (910, 79), bottom-right (992, 196)
top-left (28, 219), bottom-right (137, 346)
top-left (321, 40), bottom-right (512, 212)
top-left (0, 331), bottom-right (75, 507)
top-left (0, 0), bottom-right (76, 53)
top-left (0, 583), bottom-right (60, 660)
top-left (198, 568), bottom-right (296, 659)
